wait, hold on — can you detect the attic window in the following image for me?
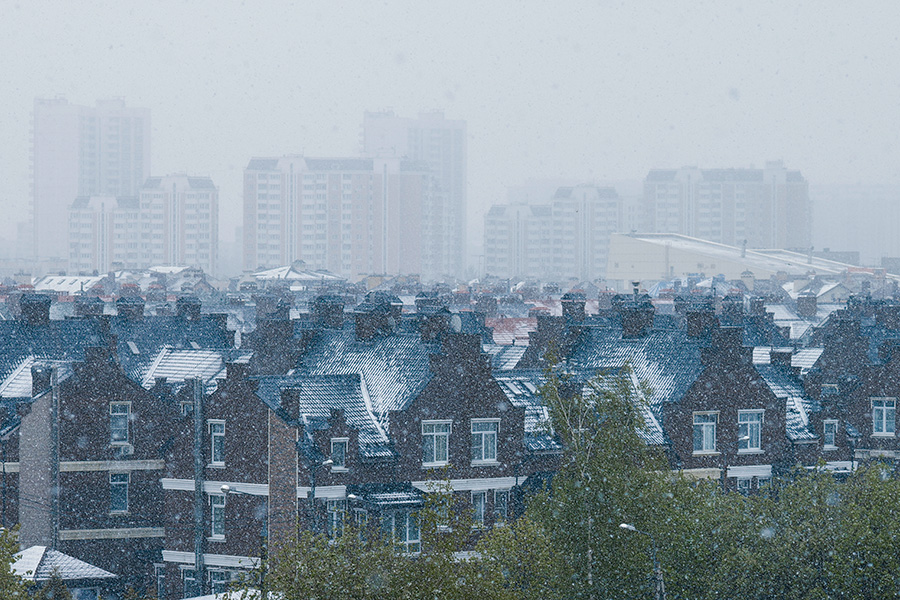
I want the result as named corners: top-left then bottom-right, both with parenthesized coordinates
top-left (190, 342), bottom-right (201, 350)
top-left (127, 341), bottom-right (140, 355)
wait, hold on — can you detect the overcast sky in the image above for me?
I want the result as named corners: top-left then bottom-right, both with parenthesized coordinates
top-left (2, 1), bottom-right (899, 253)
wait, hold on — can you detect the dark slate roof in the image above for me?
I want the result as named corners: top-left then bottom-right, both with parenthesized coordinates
top-left (297, 326), bottom-right (437, 421)
top-left (483, 344), bottom-right (527, 371)
top-left (253, 373), bottom-right (391, 458)
top-left (565, 327), bottom-right (705, 409)
top-left (14, 546), bottom-right (117, 581)
top-left (756, 364), bottom-right (820, 442)
top-left (304, 158), bottom-right (374, 172)
top-left (347, 482), bottom-right (425, 506)
top-left (246, 158), bottom-right (280, 171)
top-left (139, 347), bottom-right (251, 394)
top-left (108, 315), bottom-right (233, 382)
top-left (0, 320), bottom-right (104, 383)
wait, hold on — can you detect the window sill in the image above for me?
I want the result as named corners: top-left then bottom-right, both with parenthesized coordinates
top-left (422, 462), bottom-right (449, 469)
top-left (207, 463), bottom-right (226, 469)
top-left (737, 449), bottom-right (764, 455)
top-left (823, 445), bottom-right (838, 451)
top-left (692, 451), bottom-right (720, 456)
top-left (207, 536), bottom-right (225, 543)
top-left (872, 433), bottom-right (896, 438)
top-left (470, 460), bottom-right (500, 467)
top-left (109, 511), bottom-right (129, 516)
top-left (330, 467), bottom-right (349, 473)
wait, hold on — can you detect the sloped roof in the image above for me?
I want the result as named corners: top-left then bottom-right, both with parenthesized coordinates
top-left (482, 344), bottom-right (527, 370)
top-left (139, 347), bottom-right (251, 393)
top-left (108, 315), bottom-right (233, 380)
top-left (565, 327), bottom-right (705, 408)
top-left (756, 364), bottom-right (820, 442)
top-left (253, 373), bottom-right (391, 458)
top-left (14, 546), bottom-right (117, 581)
top-left (0, 320), bottom-right (104, 384)
top-left (493, 371), bottom-right (560, 452)
top-left (298, 326), bottom-right (437, 420)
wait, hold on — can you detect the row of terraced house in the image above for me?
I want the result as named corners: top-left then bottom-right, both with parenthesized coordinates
top-left (3, 290), bottom-right (900, 598)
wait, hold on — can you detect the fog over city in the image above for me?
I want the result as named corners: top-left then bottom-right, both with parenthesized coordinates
top-left (2, 1), bottom-right (900, 273)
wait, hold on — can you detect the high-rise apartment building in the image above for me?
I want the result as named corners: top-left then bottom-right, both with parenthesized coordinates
top-left (484, 185), bottom-right (621, 282)
top-left (643, 161), bottom-right (810, 250)
top-left (243, 156), bottom-right (435, 281)
top-left (362, 110), bottom-right (467, 279)
top-left (32, 98), bottom-right (150, 261)
top-left (68, 175), bottom-right (218, 275)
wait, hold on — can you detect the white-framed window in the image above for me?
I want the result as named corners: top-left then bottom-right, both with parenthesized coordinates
top-left (182, 567), bottom-right (198, 599)
top-left (354, 509), bottom-right (368, 529)
top-left (209, 570), bottom-right (239, 595)
top-left (326, 499), bottom-right (346, 539)
top-left (208, 420), bottom-right (225, 466)
top-left (873, 398), bottom-right (896, 436)
top-left (154, 564), bottom-right (165, 600)
top-left (494, 490), bottom-right (509, 522)
top-left (824, 420), bottom-right (838, 449)
top-left (738, 410), bottom-right (763, 452)
top-left (472, 490), bottom-right (486, 527)
top-left (109, 472), bottom-right (129, 513)
top-left (109, 402), bottom-right (130, 445)
top-left (693, 412), bottom-right (718, 453)
top-left (382, 511), bottom-right (420, 553)
top-left (210, 494), bottom-right (225, 539)
top-left (331, 438), bottom-right (349, 470)
top-left (737, 478), bottom-right (751, 495)
top-left (471, 419), bottom-right (499, 464)
top-left (422, 420), bottom-right (451, 466)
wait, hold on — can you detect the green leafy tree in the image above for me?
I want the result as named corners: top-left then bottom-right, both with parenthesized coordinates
top-left (35, 571), bottom-right (72, 600)
top-left (0, 528), bottom-right (29, 598)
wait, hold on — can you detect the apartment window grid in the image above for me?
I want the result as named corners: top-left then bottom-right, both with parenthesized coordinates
top-left (738, 410), bottom-right (763, 452)
top-left (182, 568), bottom-right (198, 599)
top-left (471, 419), bottom-right (499, 463)
top-left (326, 499), bottom-right (346, 539)
top-left (422, 420), bottom-right (451, 466)
top-left (109, 402), bottom-right (130, 445)
top-left (872, 398), bottom-right (896, 436)
top-left (109, 472), bottom-right (129, 513)
top-left (693, 412), bottom-right (718, 453)
top-left (208, 420), bottom-right (225, 466)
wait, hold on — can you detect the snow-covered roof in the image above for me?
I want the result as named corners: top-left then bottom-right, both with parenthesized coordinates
top-left (13, 546), bottom-right (117, 581)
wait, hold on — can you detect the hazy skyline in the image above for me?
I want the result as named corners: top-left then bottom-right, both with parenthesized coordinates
top-left (2, 1), bottom-right (900, 260)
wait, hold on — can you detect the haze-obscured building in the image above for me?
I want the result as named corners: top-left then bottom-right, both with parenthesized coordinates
top-left (484, 185), bottom-right (621, 282)
top-left (643, 161), bottom-right (809, 250)
top-left (32, 98), bottom-right (150, 262)
top-left (363, 110), bottom-right (467, 279)
top-left (68, 175), bottom-right (218, 274)
top-left (242, 156), bottom-right (438, 281)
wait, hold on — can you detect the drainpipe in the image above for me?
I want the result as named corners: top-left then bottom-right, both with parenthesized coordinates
top-left (50, 367), bottom-right (60, 549)
top-left (191, 378), bottom-right (207, 596)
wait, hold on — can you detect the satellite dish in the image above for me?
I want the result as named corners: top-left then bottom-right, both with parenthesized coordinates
top-left (450, 314), bottom-right (462, 333)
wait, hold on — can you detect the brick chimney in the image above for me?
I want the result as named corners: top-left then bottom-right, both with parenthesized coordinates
top-left (19, 294), bottom-right (51, 326)
top-left (312, 295), bottom-right (345, 329)
top-left (702, 326), bottom-right (748, 366)
top-left (797, 293), bottom-right (817, 319)
top-left (74, 295), bottom-right (104, 317)
top-left (176, 295), bottom-right (202, 320)
top-left (116, 296), bottom-right (145, 320)
top-left (686, 309), bottom-right (718, 339)
top-left (621, 304), bottom-right (655, 338)
top-left (561, 292), bottom-right (586, 323)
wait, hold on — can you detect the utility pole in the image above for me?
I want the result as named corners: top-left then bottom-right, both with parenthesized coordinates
top-left (192, 378), bottom-right (207, 597)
